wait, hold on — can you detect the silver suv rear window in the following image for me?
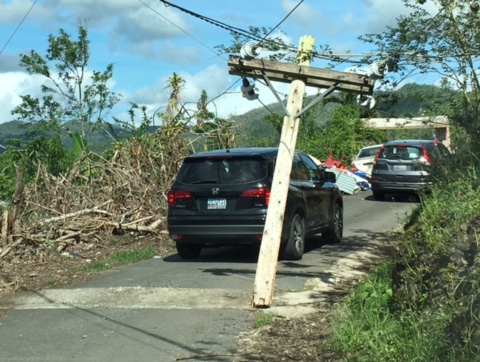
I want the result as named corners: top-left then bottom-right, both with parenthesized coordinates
top-left (379, 146), bottom-right (421, 160)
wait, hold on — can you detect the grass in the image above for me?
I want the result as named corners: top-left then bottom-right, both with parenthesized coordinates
top-left (79, 247), bottom-right (156, 272)
top-left (329, 261), bottom-right (449, 361)
top-left (328, 166), bottom-right (480, 361)
top-left (255, 311), bottom-right (276, 328)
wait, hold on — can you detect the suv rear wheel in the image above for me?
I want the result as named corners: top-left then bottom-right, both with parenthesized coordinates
top-left (176, 243), bottom-right (202, 259)
top-left (323, 202), bottom-right (343, 244)
top-left (282, 213), bottom-right (305, 260)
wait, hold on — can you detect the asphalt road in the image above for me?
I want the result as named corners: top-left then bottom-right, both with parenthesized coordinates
top-left (0, 191), bottom-right (417, 362)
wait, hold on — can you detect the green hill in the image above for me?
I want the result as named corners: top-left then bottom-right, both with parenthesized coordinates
top-left (0, 84), bottom-right (445, 152)
top-left (0, 120), bottom-right (141, 153)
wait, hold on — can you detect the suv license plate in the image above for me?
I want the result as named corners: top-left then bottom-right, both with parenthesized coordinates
top-left (208, 198), bottom-right (227, 210)
top-left (393, 165), bottom-right (407, 171)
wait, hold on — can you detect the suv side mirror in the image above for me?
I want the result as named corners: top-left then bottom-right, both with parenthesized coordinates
top-left (325, 171), bottom-right (336, 183)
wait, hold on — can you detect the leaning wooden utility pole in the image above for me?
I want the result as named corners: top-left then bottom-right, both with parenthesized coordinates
top-left (251, 36), bottom-right (315, 307)
top-left (228, 34), bottom-right (378, 308)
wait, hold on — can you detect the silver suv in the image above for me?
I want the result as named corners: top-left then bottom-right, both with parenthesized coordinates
top-left (370, 139), bottom-right (450, 200)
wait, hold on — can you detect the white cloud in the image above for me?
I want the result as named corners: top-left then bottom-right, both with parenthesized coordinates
top-left (282, 0), bottom-right (326, 30)
top-left (0, 0), bottom-right (39, 22)
top-left (359, 0), bottom-right (439, 33)
top-left (0, 69), bottom-right (121, 124)
top-left (0, 54), bottom-right (22, 72)
top-left (110, 3), bottom-right (189, 45)
top-left (0, 72), bottom-right (44, 123)
top-left (131, 64), bottom-right (233, 114)
top-left (361, 0), bottom-right (410, 33)
top-left (42, 0), bottom-right (138, 26)
top-left (4, 0), bottom-right (191, 60)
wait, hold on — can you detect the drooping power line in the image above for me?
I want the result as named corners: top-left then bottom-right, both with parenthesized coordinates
top-left (138, 0), bottom-right (226, 60)
top-left (158, 0), bottom-right (264, 43)
top-left (0, 0), bottom-right (38, 55)
top-left (255, 0), bottom-right (304, 47)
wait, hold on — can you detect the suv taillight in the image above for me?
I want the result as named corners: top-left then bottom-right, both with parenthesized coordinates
top-left (422, 146), bottom-right (432, 166)
top-left (373, 146), bottom-right (385, 165)
top-left (168, 190), bottom-right (192, 208)
top-left (241, 188), bottom-right (271, 206)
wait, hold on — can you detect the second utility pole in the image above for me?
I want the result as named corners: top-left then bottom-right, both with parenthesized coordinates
top-left (252, 35), bottom-right (315, 308)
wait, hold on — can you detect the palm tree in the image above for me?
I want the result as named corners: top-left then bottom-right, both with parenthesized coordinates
top-left (164, 73), bottom-right (185, 125)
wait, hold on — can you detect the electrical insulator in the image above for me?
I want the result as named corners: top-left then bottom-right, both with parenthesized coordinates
top-left (240, 41), bottom-right (262, 60)
top-left (357, 94), bottom-right (377, 110)
top-left (241, 78), bottom-right (258, 101)
top-left (366, 61), bottom-right (387, 80)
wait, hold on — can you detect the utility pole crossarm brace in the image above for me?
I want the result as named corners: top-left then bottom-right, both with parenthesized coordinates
top-left (228, 55), bottom-right (375, 95)
top-left (260, 71), bottom-right (291, 117)
top-left (295, 82), bottom-right (342, 118)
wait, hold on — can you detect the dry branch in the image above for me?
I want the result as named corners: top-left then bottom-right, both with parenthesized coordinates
top-left (1, 127), bottom-right (188, 258)
top-left (10, 166), bottom-right (24, 222)
top-left (0, 238), bottom-right (24, 259)
top-left (103, 218), bottom-right (164, 232)
top-left (1, 210), bottom-right (8, 247)
top-left (39, 200), bottom-right (114, 225)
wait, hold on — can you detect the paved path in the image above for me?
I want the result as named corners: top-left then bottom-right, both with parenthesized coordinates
top-left (0, 191), bottom-right (416, 361)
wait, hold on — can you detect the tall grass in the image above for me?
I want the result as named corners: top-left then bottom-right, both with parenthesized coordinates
top-left (330, 261), bottom-right (449, 361)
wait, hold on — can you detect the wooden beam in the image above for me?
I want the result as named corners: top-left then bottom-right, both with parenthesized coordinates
top-left (252, 36), bottom-right (315, 308)
top-left (365, 116), bottom-right (451, 149)
top-left (228, 55), bottom-right (375, 95)
top-left (365, 116), bottom-right (449, 129)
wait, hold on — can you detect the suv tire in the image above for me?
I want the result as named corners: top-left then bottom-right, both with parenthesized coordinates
top-left (282, 213), bottom-right (305, 260)
top-left (323, 202), bottom-right (343, 244)
top-left (176, 243), bottom-right (202, 259)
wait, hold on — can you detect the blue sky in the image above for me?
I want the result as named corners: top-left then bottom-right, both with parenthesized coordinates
top-left (0, 0), bottom-right (427, 125)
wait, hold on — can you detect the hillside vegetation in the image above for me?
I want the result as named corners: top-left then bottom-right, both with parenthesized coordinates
top-left (0, 120), bottom-right (138, 154)
top-left (329, 165), bottom-right (480, 361)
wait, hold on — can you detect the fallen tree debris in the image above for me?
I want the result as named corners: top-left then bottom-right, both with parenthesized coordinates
top-left (0, 129), bottom-right (186, 261)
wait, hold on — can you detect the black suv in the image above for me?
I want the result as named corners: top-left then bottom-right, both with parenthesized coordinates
top-left (371, 139), bottom-right (450, 200)
top-left (167, 147), bottom-right (343, 260)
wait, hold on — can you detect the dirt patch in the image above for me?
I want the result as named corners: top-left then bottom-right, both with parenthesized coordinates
top-left (233, 283), bottom-right (356, 362)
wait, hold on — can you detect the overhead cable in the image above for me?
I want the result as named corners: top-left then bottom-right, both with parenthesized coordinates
top-left (255, 0), bottom-right (304, 48)
top-left (159, 0), bottom-right (264, 42)
top-left (0, 0), bottom-right (37, 55)
top-left (138, 0), bottom-right (226, 60)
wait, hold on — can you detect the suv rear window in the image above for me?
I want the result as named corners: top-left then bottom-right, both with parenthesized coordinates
top-left (378, 146), bottom-right (421, 160)
top-left (176, 157), bottom-right (268, 184)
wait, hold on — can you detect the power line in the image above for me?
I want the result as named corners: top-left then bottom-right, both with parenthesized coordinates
top-left (256, 0), bottom-right (303, 47)
top-left (155, 1), bottom-right (480, 66)
top-left (0, 0), bottom-right (37, 55)
top-left (207, 78), bottom-right (242, 104)
top-left (155, 0), bottom-right (362, 63)
top-left (159, 0), bottom-right (312, 58)
top-left (138, 0), bottom-right (226, 60)
top-left (159, 0), bottom-right (264, 42)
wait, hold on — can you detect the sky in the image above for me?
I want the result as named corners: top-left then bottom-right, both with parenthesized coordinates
top-left (0, 0), bottom-right (428, 125)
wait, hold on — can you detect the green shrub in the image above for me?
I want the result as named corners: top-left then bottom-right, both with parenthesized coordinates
top-left (330, 167), bottom-right (480, 361)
